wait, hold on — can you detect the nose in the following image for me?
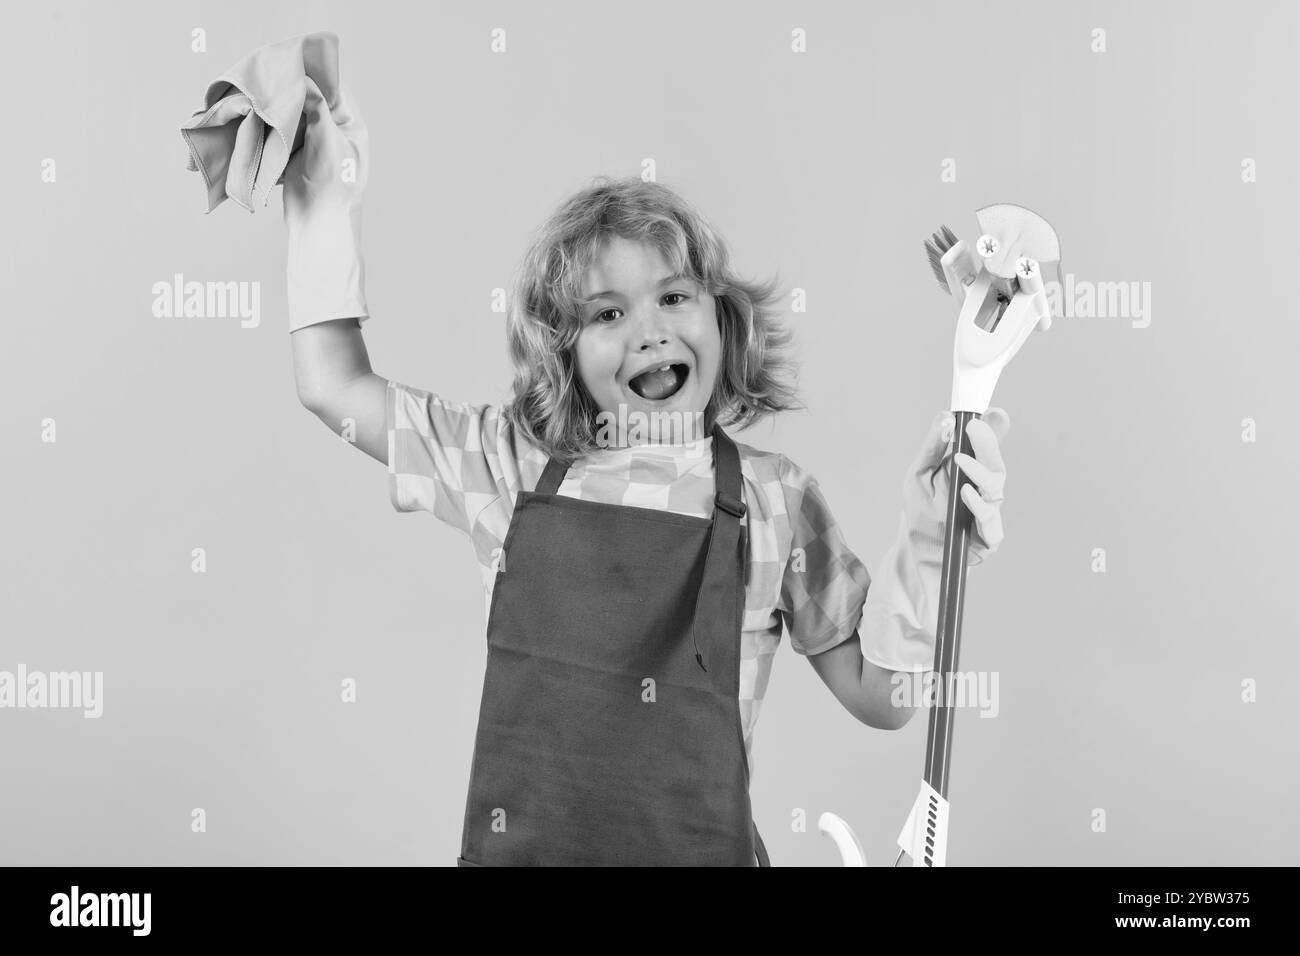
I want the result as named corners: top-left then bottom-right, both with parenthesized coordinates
top-left (632, 308), bottom-right (673, 351)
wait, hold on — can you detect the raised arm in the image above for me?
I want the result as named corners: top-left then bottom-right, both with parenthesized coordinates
top-left (278, 66), bottom-right (389, 462)
top-left (292, 318), bottom-right (389, 465)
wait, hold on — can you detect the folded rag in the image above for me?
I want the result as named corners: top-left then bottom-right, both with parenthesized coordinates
top-left (180, 31), bottom-right (344, 214)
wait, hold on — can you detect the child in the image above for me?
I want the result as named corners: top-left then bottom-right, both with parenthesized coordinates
top-left (288, 163), bottom-right (1009, 866)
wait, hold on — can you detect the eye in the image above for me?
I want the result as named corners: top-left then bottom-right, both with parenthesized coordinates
top-left (590, 293), bottom-right (691, 324)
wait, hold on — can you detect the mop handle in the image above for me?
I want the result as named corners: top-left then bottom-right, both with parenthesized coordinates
top-left (923, 410), bottom-right (980, 800)
top-left (893, 412), bottom-right (977, 869)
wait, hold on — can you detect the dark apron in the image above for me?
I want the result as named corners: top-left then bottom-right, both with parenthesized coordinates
top-left (456, 423), bottom-right (770, 867)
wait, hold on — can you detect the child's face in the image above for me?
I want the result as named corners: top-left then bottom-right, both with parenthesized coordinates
top-left (574, 237), bottom-right (720, 440)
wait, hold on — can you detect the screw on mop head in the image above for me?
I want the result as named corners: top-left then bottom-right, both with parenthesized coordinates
top-left (925, 203), bottom-right (1062, 414)
top-left (972, 202), bottom-right (1062, 283)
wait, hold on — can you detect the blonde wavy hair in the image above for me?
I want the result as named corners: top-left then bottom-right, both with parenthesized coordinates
top-left (502, 175), bottom-right (802, 462)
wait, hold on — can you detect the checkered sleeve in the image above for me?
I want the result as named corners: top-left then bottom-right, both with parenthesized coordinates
top-left (385, 379), bottom-right (522, 535)
top-left (776, 457), bottom-right (873, 656)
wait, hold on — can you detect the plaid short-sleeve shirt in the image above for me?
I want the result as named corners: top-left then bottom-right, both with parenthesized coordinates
top-left (386, 380), bottom-right (872, 778)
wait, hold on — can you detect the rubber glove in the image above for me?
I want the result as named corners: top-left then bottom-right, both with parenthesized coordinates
top-left (858, 409), bottom-right (1010, 672)
top-left (915, 409), bottom-right (1010, 562)
top-left (282, 74), bottom-right (370, 331)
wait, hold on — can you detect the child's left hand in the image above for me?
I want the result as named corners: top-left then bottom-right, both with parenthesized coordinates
top-left (904, 408), bottom-right (1010, 561)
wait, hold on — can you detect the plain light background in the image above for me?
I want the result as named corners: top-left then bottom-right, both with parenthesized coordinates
top-left (2, 0), bottom-right (1296, 866)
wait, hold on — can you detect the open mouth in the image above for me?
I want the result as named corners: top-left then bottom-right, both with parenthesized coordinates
top-left (628, 363), bottom-right (689, 402)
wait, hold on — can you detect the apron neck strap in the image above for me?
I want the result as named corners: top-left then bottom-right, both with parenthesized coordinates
top-left (710, 425), bottom-right (745, 518)
top-left (534, 454), bottom-right (569, 496)
top-left (534, 423), bottom-right (745, 519)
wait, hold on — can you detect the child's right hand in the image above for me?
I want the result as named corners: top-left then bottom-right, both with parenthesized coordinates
top-left (282, 77), bottom-right (371, 332)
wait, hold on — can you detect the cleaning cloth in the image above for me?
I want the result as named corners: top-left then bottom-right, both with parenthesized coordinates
top-left (180, 31), bottom-right (344, 214)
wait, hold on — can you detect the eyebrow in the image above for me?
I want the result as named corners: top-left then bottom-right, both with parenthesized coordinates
top-left (579, 273), bottom-right (694, 305)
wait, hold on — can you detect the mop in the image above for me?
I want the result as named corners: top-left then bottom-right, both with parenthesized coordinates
top-left (819, 204), bottom-right (1062, 866)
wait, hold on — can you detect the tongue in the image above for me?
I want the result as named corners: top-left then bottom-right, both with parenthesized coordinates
top-left (634, 366), bottom-right (681, 400)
